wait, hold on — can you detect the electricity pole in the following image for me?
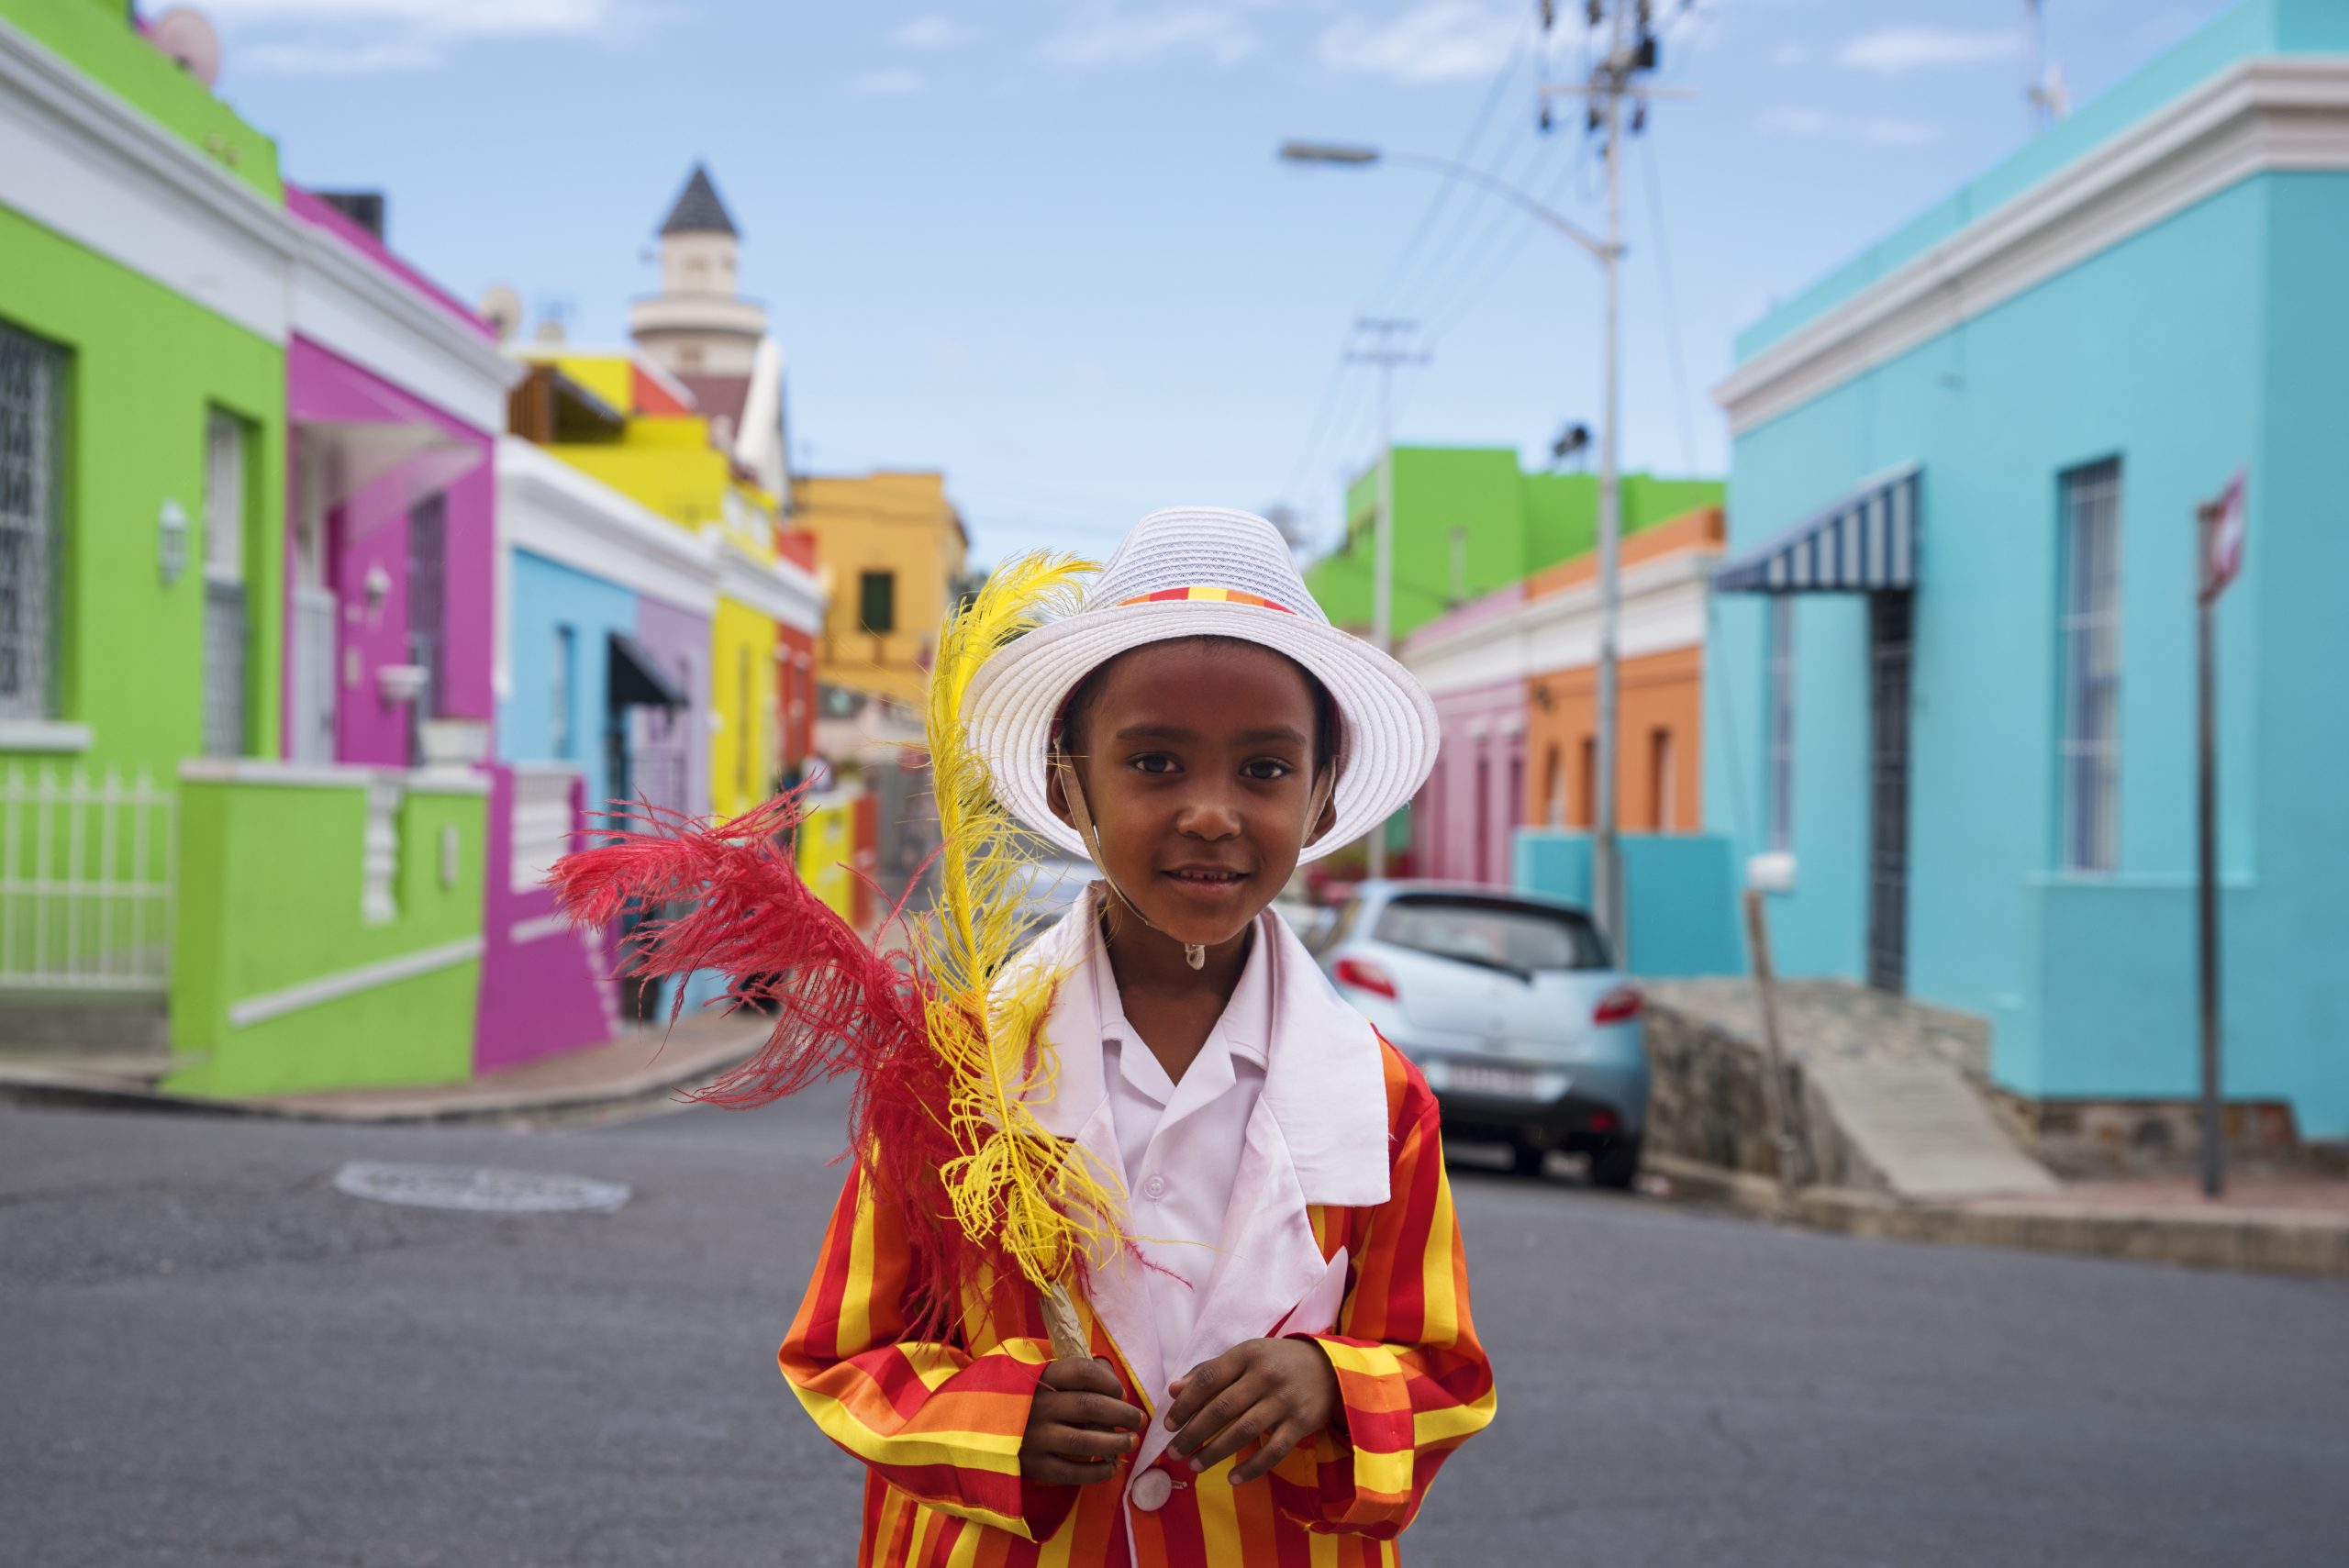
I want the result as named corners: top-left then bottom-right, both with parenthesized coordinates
top-left (1540, 0), bottom-right (1669, 954)
top-left (1346, 317), bottom-right (1430, 879)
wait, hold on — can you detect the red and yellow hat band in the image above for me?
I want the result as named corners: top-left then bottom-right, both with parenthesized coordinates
top-left (1112, 585), bottom-right (1298, 614)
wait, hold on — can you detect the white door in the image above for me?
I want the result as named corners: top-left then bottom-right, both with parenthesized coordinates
top-left (288, 437), bottom-right (337, 764)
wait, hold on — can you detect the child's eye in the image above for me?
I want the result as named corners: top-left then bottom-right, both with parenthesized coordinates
top-left (1241, 758), bottom-right (1296, 782)
top-left (1128, 753), bottom-right (1179, 775)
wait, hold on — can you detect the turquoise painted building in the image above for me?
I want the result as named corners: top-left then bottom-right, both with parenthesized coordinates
top-left (1704, 0), bottom-right (2349, 1139)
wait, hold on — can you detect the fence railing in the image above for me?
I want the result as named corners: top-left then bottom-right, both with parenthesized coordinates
top-left (0, 764), bottom-right (175, 993)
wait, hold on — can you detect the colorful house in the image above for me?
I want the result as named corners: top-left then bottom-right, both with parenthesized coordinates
top-left (1304, 446), bottom-right (1722, 644)
top-left (1701, 0), bottom-right (2349, 1140)
top-left (792, 470), bottom-right (972, 709)
top-left (0, 2), bottom-right (527, 1097)
top-left (1401, 506), bottom-right (1723, 886)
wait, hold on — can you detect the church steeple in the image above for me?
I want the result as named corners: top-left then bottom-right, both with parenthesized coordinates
top-left (659, 163), bottom-right (739, 239)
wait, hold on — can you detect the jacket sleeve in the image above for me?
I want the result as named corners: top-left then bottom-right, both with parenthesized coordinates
top-left (1272, 1058), bottom-right (1497, 1539)
top-left (778, 1162), bottom-right (1075, 1542)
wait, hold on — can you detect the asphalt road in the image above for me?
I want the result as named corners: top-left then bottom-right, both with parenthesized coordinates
top-left (4, 1088), bottom-right (2344, 1568)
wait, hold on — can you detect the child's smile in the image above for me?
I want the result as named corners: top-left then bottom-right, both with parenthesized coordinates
top-left (1050, 636), bottom-right (1337, 962)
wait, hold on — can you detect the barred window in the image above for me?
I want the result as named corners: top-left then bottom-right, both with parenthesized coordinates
top-left (2059, 459), bottom-right (2123, 873)
top-left (201, 410), bottom-right (250, 758)
top-left (1, 322), bottom-right (64, 722)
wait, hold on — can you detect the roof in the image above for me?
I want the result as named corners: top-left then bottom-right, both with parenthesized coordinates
top-left (659, 164), bottom-right (739, 239)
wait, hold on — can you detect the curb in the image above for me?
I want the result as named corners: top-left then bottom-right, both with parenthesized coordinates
top-left (0, 1029), bottom-right (764, 1129)
top-left (1644, 1152), bottom-right (2349, 1279)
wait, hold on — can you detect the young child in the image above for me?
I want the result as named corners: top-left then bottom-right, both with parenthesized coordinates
top-left (781, 508), bottom-right (1494, 1565)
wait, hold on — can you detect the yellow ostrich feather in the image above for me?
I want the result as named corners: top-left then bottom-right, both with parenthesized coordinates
top-left (909, 550), bottom-right (1121, 1307)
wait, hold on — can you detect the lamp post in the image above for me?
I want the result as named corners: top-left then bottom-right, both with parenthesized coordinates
top-left (1281, 138), bottom-right (1628, 946)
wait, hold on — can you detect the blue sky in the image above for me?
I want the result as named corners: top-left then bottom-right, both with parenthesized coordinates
top-left (197, 0), bottom-right (2235, 564)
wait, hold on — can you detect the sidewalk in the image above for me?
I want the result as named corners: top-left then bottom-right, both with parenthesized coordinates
top-left (1645, 1151), bottom-right (2349, 1279)
top-left (0, 1012), bottom-right (773, 1127)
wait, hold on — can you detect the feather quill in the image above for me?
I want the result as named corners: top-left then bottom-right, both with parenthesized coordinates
top-left (547, 550), bottom-right (1113, 1344)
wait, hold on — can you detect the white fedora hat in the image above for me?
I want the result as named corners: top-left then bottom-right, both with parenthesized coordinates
top-left (962, 507), bottom-right (1440, 864)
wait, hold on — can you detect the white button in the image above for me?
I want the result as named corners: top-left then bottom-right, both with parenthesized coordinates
top-left (1141, 1174), bottom-right (1169, 1201)
top-left (1130, 1467), bottom-right (1174, 1512)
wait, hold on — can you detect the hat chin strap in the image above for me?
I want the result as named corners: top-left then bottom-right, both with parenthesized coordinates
top-left (1053, 756), bottom-right (1335, 972)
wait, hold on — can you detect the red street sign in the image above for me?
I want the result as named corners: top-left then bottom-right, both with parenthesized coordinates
top-left (2204, 468), bottom-right (2248, 599)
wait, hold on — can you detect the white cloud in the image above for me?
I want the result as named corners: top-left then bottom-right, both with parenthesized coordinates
top-left (1760, 105), bottom-right (1944, 147)
top-left (244, 39), bottom-right (440, 73)
top-left (208, 0), bottom-right (615, 36)
top-left (1836, 27), bottom-right (2021, 75)
top-left (893, 15), bottom-right (976, 50)
top-left (850, 68), bottom-right (926, 95)
top-left (1041, 6), bottom-right (1256, 68)
top-left (1768, 42), bottom-right (1810, 66)
top-left (212, 0), bottom-right (621, 73)
top-left (1318, 1), bottom-right (1522, 85)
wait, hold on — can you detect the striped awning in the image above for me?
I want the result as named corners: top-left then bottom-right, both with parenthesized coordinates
top-left (1713, 464), bottom-right (1920, 594)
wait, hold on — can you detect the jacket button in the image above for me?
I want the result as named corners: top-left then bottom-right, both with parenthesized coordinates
top-left (1130, 1467), bottom-right (1174, 1512)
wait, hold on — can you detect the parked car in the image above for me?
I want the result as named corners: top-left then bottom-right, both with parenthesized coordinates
top-left (1309, 880), bottom-right (1649, 1187)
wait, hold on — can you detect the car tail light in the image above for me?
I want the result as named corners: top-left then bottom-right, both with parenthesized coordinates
top-left (1333, 957), bottom-right (1398, 1001)
top-left (1593, 985), bottom-right (1642, 1025)
top-left (1589, 1108), bottom-right (1620, 1134)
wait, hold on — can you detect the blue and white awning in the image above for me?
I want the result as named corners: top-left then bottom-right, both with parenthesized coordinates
top-left (1713, 464), bottom-right (1920, 594)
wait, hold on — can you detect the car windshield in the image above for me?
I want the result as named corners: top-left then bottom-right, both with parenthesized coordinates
top-left (1373, 895), bottom-right (1609, 974)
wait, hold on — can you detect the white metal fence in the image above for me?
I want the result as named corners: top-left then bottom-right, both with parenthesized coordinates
top-left (0, 764), bottom-right (175, 993)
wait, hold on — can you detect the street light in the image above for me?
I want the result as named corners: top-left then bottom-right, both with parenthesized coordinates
top-left (1280, 135), bottom-right (1631, 949)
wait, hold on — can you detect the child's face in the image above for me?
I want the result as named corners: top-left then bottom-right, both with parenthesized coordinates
top-left (1050, 639), bottom-right (1335, 952)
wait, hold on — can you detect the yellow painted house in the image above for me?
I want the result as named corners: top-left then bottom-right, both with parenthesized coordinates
top-left (515, 348), bottom-right (819, 819)
top-left (792, 472), bottom-right (970, 708)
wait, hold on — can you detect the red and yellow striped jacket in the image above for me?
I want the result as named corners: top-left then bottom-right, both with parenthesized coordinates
top-left (780, 1039), bottom-right (1494, 1566)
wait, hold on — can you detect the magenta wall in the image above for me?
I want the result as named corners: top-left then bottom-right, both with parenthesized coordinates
top-left (1417, 676), bottom-right (1527, 886)
top-left (283, 336), bottom-right (495, 766)
top-left (471, 763), bottom-right (615, 1073)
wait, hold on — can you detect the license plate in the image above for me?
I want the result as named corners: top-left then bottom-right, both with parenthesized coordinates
top-left (1445, 1062), bottom-right (1541, 1099)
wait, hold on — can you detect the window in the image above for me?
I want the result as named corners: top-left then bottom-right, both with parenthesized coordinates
top-left (1767, 600), bottom-right (1796, 851)
top-left (0, 321), bottom-right (64, 721)
top-left (1541, 743), bottom-right (1564, 827)
top-left (1473, 746), bottom-right (1491, 884)
top-left (551, 626), bottom-right (575, 759)
top-left (201, 410), bottom-right (250, 757)
top-left (859, 570), bottom-right (896, 634)
top-left (1576, 736), bottom-right (1597, 831)
top-left (1650, 726), bottom-right (1676, 830)
top-left (1374, 894), bottom-right (1610, 974)
top-left (2059, 459), bottom-right (2123, 873)
top-left (406, 494), bottom-right (447, 725)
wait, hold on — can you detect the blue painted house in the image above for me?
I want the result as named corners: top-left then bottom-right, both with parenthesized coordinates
top-left (1704, 0), bottom-right (2349, 1140)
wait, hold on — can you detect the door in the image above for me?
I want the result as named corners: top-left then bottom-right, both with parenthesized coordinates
top-left (1867, 591), bottom-right (1914, 993)
top-left (200, 411), bottom-right (248, 758)
top-left (288, 437), bottom-right (337, 764)
top-left (406, 494), bottom-right (446, 764)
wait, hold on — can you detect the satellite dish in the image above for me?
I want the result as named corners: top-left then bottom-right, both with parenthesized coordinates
top-left (151, 7), bottom-right (222, 89)
top-left (477, 284), bottom-right (524, 343)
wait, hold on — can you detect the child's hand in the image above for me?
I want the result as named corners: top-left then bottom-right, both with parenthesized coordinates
top-left (1021, 1356), bottom-right (1144, 1487)
top-left (1162, 1338), bottom-right (1340, 1484)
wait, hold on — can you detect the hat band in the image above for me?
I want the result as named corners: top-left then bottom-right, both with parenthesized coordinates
top-left (1112, 585), bottom-right (1298, 614)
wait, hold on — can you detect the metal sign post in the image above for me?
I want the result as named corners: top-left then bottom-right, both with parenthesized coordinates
top-left (2195, 471), bottom-right (2246, 1201)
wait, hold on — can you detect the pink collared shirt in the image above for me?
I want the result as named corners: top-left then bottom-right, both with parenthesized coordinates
top-left (1085, 922), bottom-right (1273, 1390)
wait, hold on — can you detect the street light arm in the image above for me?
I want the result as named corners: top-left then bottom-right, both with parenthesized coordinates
top-left (1378, 151), bottom-right (1615, 262)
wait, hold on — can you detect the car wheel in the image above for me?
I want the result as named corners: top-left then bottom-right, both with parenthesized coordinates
top-left (1587, 1134), bottom-right (1642, 1192)
top-left (1508, 1139), bottom-right (1550, 1179)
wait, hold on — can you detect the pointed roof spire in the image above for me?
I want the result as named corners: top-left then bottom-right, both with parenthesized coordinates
top-left (659, 163), bottom-right (739, 239)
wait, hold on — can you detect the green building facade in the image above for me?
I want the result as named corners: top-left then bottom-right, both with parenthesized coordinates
top-left (1305, 446), bottom-right (1723, 641)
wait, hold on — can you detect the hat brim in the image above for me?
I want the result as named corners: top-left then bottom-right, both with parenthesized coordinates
top-left (962, 599), bottom-right (1440, 864)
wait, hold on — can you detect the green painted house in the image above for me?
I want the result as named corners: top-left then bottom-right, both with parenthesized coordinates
top-left (1305, 447), bottom-right (1724, 641)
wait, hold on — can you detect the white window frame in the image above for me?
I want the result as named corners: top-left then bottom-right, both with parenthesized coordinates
top-left (2059, 458), bottom-right (2123, 874)
top-left (551, 625), bottom-right (575, 761)
top-left (1, 322), bottom-right (64, 724)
